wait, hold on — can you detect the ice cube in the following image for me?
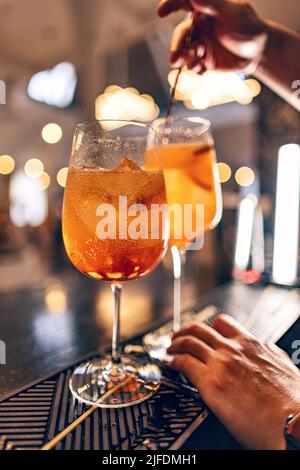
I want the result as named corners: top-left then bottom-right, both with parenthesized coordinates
top-left (97, 167), bottom-right (150, 203)
top-left (114, 157), bottom-right (142, 172)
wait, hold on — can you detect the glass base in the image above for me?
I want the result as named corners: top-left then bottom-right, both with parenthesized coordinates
top-left (69, 354), bottom-right (161, 408)
top-left (143, 333), bottom-right (173, 362)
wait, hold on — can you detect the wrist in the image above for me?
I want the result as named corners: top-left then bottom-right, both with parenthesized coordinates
top-left (245, 18), bottom-right (269, 76)
top-left (242, 17), bottom-right (269, 76)
top-left (254, 20), bottom-right (289, 78)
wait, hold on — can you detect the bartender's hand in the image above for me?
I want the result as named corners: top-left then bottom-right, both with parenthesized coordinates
top-left (167, 315), bottom-right (300, 450)
top-left (157, 0), bottom-right (300, 110)
top-left (157, 0), bottom-right (267, 73)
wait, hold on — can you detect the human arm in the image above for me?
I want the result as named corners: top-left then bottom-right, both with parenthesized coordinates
top-left (157, 0), bottom-right (300, 110)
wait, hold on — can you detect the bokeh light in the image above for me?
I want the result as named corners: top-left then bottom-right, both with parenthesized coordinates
top-left (45, 288), bottom-right (67, 314)
top-left (235, 166), bottom-right (255, 187)
top-left (168, 69), bottom-right (261, 110)
top-left (191, 90), bottom-right (210, 110)
top-left (140, 94), bottom-right (154, 102)
top-left (9, 170), bottom-right (48, 227)
top-left (35, 171), bottom-right (51, 191)
top-left (24, 158), bottom-right (44, 178)
top-left (95, 86), bottom-right (159, 125)
top-left (27, 62), bottom-right (77, 108)
top-left (56, 167), bottom-right (68, 188)
top-left (0, 155), bottom-right (15, 175)
top-left (104, 84), bottom-right (122, 94)
top-left (42, 123), bottom-right (63, 144)
top-left (217, 162), bottom-right (232, 183)
top-left (244, 79), bottom-right (261, 97)
top-left (124, 87), bottom-right (139, 95)
top-left (236, 95), bottom-right (253, 105)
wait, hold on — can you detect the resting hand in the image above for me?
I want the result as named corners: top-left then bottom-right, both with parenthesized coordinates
top-left (168, 314), bottom-right (300, 449)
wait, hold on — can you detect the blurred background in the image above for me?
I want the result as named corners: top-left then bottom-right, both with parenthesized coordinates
top-left (0, 0), bottom-right (300, 354)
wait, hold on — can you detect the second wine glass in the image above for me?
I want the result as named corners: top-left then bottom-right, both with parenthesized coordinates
top-left (144, 116), bottom-right (222, 360)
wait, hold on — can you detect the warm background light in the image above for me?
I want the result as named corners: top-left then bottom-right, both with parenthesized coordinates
top-left (217, 162), bottom-right (232, 183)
top-left (168, 69), bottom-right (262, 110)
top-left (45, 288), bottom-right (67, 315)
top-left (104, 84), bottom-right (122, 94)
top-left (95, 86), bottom-right (159, 124)
top-left (24, 158), bottom-right (44, 178)
top-left (140, 94), bottom-right (154, 102)
top-left (245, 78), bottom-right (262, 97)
top-left (124, 87), bottom-right (139, 95)
top-left (35, 171), bottom-right (51, 191)
top-left (42, 123), bottom-right (63, 144)
top-left (235, 166), bottom-right (255, 187)
top-left (56, 167), bottom-right (68, 188)
top-left (191, 90), bottom-right (211, 110)
top-left (0, 155), bottom-right (15, 175)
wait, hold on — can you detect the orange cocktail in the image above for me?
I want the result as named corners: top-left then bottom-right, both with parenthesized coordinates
top-left (63, 120), bottom-right (168, 408)
top-left (148, 142), bottom-right (220, 248)
top-left (63, 158), bottom-right (167, 282)
top-left (143, 117), bottom-right (223, 360)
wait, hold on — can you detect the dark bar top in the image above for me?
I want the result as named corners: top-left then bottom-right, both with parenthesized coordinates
top-left (0, 257), bottom-right (216, 401)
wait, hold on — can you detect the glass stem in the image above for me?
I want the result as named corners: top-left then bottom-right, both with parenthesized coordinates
top-left (111, 283), bottom-right (122, 364)
top-left (171, 246), bottom-right (186, 333)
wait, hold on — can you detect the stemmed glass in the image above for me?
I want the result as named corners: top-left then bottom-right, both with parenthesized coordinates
top-left (62, 120), bottom-right (168, 407)
top-left (144, 116), bottom-right (222, 360)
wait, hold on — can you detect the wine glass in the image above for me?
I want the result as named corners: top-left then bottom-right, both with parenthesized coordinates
top-left (62, 120), bottom-right (168, 407)
top-left (144, 116), bottom-right (222, 360)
